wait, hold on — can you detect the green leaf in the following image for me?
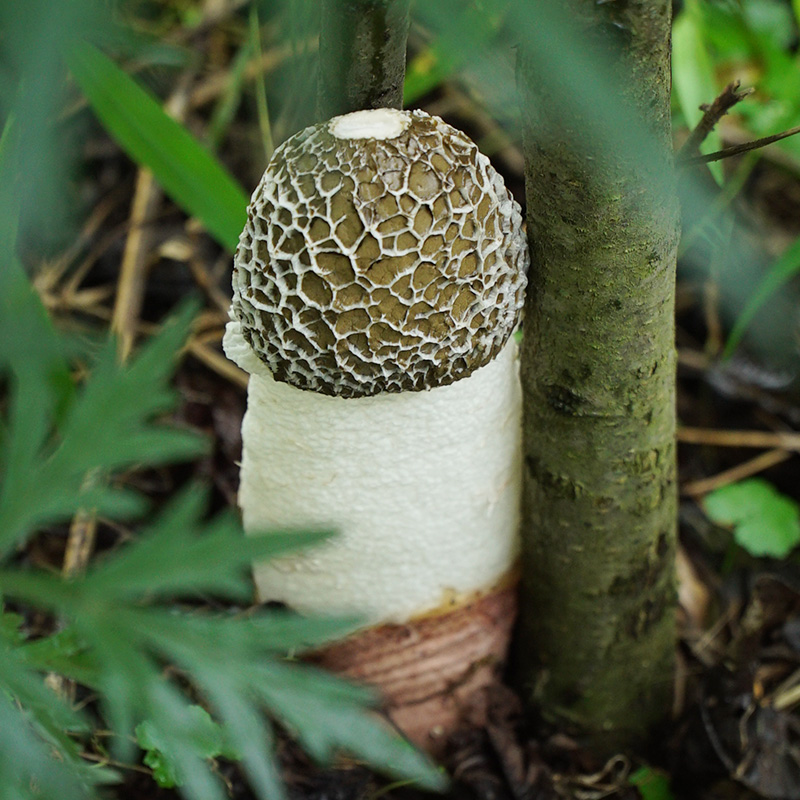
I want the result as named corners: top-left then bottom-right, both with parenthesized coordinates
top-left (65, 41), bottom-right (248, 250)
top-left (0, 121), bottom-right (75, 489)
top-left (84, 485), bottom-right (332, 602)
top-left (0, 300), bottom-right (206, 553)
top-left (253, 661), bottom-right (447, 792)
top-left (723, 234), bottom-right (800, 358)
top-left (405, 0), bottom-right (507, 104)
top-left (672, 1), bottom-right (723, 183)
top-left (0, 622), bottom-right (110, 800)
top-left (0, 692), bottom-right (100, 800)
top-left (0, 281), bottom-right (445, 800)
top-left (19, 628), bottom-right (101, 689)
top-left (136, 705), bottom-right (236, 788)
top-left (704, 478), bottom-right (800, 558)
top-left (0, 610), bottom-right (25, 645)
top-left (629, 766), bottom-right (675, 800)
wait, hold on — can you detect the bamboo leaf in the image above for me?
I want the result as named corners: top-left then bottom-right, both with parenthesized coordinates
top-left (65, 41), bottom-right (248, 250)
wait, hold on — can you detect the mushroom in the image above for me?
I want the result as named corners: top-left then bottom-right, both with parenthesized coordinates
top-left (224, 108), bottom-right (528, 748)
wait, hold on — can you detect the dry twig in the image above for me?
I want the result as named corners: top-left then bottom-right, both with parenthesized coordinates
top-left (678, 427), bottom-right (800, 451)
top-left (681, 124), bottom-right (800, 166)
top-left (678, 80), bottom-right (754, 159)
top-left (112, 73), bottom-right (194, 360)
top-left (682, 449), bottom-right (792, 497)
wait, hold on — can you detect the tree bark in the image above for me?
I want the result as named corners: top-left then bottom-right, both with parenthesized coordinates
top-left (515, 0), bottom-right (680, 750)
top-left (316, 0), bottom-right (410, 121)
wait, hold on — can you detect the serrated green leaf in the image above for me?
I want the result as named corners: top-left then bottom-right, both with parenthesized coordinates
top-left (142, 744), bottom-right (180, 788)
top-left (0, 278), bottom-right (445, 800)
top-left (65, 41), bottom-right (248, 251)
top-left (139, 683), bottom-right (227, 800)
top-left (253, 661), bottom-right (447, 792)
top-left (202, 680), bottom-right (286, 800)
top-left (0, 300), bottom-right (206, 553)
top-left (0, 622), bottom-right (89, 739)
top-left (137, 704), bottom-right (233, 789)
top-left (0, 610), bottom-right (24, 644)
top-left (704, 478), bottom-right (800, 558)
top-left (20, 628), bottom-right (100, 688)
top-left (0, 693), bottom-right (98, 800)
top-left (85, 485), bottom-right (332, 601)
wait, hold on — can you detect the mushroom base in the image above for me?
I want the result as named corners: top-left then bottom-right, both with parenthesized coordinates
top-left (307, 575), bottom-right (518, 754)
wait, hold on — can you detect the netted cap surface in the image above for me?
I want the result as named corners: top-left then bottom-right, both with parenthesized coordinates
top-left (231, 108), bottom-right (527, 398)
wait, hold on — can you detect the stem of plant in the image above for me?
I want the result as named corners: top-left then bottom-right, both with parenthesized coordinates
top-left (316, 0), bottom-right (411, 121)
top-left (515, 0), bottom-right (680, 751)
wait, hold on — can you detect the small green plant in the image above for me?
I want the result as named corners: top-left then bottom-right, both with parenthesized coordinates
top-left (628, 766), bottom-right (675, 800)
top-left (703, 478), bottom-right (800, 559)
top-left (0, 261), bottom-right (445, 800)
top-left (136, 705), bottom-right (240, 788)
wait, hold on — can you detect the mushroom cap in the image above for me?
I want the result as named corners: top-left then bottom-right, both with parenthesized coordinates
top-left (231, 108), bottom-right (527, 398)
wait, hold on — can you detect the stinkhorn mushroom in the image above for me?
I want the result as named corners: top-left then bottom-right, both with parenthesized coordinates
top-left (224, 108), bottom-right (528, 748)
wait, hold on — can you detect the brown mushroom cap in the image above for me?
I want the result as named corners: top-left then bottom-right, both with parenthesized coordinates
top-left (231, 109), bottom-right (527, 398)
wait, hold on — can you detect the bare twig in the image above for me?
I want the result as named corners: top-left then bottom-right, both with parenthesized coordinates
top-left (111, 168), bottom-right (162, 360)
top-left (678, 427), bottom-right (800, 451)
top-left (112, 74), bottom-right (194, 360)
top-left (189, 45), bottom-right (298, 109)
top-left (680, 123), bottom-right (800, 166)
top-left (189, 339), bottom-right (248, 389)
top-left (63, 508), bottom-right (98, 577)
top-left (681, 449), bottom-right (792, 497)
top-left (678, 80), bottom-right (754, 158)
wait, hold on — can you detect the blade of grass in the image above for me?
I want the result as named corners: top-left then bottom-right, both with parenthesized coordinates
top-left (66, 41), bottom-right (248, 251)
top-left (723, 234), bottom-right (800, 359)
top-left (249, 6), bottom-right (274, 163)
top-left (207, 36), bottom-right (253, 152)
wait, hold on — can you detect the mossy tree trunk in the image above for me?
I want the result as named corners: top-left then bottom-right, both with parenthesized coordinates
top-left (516, 0), bottom-right (680, 750)
top-left (317, 0), bottom-right (410, 121)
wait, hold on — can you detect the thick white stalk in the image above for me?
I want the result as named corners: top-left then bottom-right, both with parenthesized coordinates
top-left (224, 319), bottom-right (521, 624)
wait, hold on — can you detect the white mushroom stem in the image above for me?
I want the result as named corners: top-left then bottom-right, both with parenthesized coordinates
top-left (224, 319), bottom-right (521, 623)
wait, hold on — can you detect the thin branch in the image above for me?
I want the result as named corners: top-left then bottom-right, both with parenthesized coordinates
top-left (678, 80), bottom-right (754, 158)
top-left (316, 0), bottom-right (411, 120)
top-left (680, 124), bottom-right (800, 166)
top-left (112, 73), bottom-right (194, 361)
top-left (681, 449), bottom-right (792, 497)
top-left (678, 427), bottom-right (800, 452)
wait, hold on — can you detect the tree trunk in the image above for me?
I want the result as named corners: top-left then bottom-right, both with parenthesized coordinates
top-left (515, 0), bottom-right (680, 750)
top-left (316, 0), bottom-right (410, 121)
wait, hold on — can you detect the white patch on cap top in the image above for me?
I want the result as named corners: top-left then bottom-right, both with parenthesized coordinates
top-left (329, 108), bottom-right (411, 140)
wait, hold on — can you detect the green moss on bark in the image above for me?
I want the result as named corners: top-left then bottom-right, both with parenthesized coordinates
top-left (317, 0), bottom-right (410, 121)
top-left (516, 0), bottom-right (680, 750)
